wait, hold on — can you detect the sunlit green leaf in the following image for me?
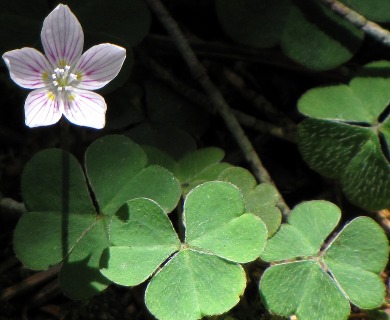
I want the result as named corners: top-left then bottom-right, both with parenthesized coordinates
top-left (259, 201), bottom-right (389, 320)
top-left (218, 167), bottom-right (282, 236)
top-left (145, 250), bottom-right (246, 320)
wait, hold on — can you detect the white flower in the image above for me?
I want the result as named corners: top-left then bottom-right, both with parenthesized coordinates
top-left (2, 4), bottom-right (126, 129)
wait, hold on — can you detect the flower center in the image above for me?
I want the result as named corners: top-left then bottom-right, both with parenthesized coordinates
top-left (51, 65), bottom-right (78, 91)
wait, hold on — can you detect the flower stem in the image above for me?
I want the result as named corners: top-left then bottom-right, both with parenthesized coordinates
top-left (59, 118), bottom-right (70, 151)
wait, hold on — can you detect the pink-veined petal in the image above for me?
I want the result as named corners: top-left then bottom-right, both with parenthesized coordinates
top-left (25, 88), bottom-right (62, 127)
top-left (41, 4), bottom-right (83, 68)
top-left (72, 43), bottom-right (126, 90)
top-left (2, 48), bottom-right (53, 89)
top-left (63, 89), bottom-right (107, 129)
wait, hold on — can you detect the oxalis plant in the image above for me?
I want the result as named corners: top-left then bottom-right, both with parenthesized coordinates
top-left (1, 1), bottom-right (390, 320)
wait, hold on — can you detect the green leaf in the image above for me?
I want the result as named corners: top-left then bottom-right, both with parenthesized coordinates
top-left (182, 162), bottom-right (232, 193)
top-left (14, 212), bottom-right (95, 270)
top-left (184, 181), bottom-right (267, 262)
top-left (341, 138), bottom-right (390, 210)
top-left (297, 61), bottom-right (390, 210)
top-left (100, 198), bottom-right (180, 286)
top-left (59, 218), bottom-right (111, 299)
top-left (21, 149), bottom-right (95, 214)
top-left (127, 122), bottom-right (197, 161)
top-left (99, 181), bottom-right (267, 319)
top-left (216, 0), bottom-right (363, 70)
top-left (127, 122), bottom-right (197, 172)
top-left (261, 200), bottom-right (340, 262)
top-left (299, 62), bottom-right (390, 123)
top-left (218, 167), bottom-right (282, 236)
top-left (15, 135), bottom-right (181, 299)
top-left (298, 119), bottom-right (372, 179)
top-left (260, 261), bottom-right (350, 320)
top-left (339, 0), bottom-right (390, 22)
top-left (382, 116), bottom-right (390, 151)
top-left (128, 125), bottom-right (233, 193)
top-left (145, 250), bottom-right (246, 320)
top-left (174, 147), bottom-right (225, 183)
top-left (324, 217), bottom-right (389, 308)
top-left (128, 128), bottom-right (233, 193)
top-left (86, 135), bottom-right (181, 215)
top-left (281, 0), bottom-right (363, 70)
top-left (259, 201), bottom-right (389, 320)
top-left (298, 85), bottom-right (374, 123)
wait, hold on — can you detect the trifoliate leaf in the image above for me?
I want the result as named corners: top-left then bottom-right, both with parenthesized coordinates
top-left (100, 181), bottom-right (267, 320)
top-left (298, 61), bottom-right (390, 210)
top-left (14, 135), bottom-right (181, 299)
top-left (259, 200), bottom-right (389, 320)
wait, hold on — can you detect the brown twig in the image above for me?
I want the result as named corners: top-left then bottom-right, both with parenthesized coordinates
top-left (320, 0), bottom-right (390, 47)
top-left (140, 53), bottom-right (295, 142)
top-left (0, 265), bottom-right (60, 301)
top-left (221, 67), bottom-right (295, 127)
top-left (375, 209), bottom-right (390, 234)
top-left (233, 109), bottom-right (295, 143)
top-left (143, 0), bottom-right (291, 215)
top-left (145, 34), bottom-right (350, 82)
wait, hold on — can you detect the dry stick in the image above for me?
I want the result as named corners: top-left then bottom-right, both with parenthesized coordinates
top-left (142, 55), bottom-right (294, 142)
top-left (0, 265), bottom-right (60, 301)
top-left (376, 209), bottom-right (390, 234)
top-left (144, 0), bottom-right (290, 215)
top-left (320, 0), bottom-right (390, 46)
top-left (222, 67), bottom-right (295, 127)
top-left (233, 110), bottom-right (296, 143)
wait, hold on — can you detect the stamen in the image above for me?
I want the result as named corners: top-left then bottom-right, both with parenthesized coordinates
top-left (51, 65), bottom-right (77, 91)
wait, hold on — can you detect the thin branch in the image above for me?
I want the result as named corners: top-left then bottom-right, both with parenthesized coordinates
top-left (320, 0), bottom-right (390, 47)
top-left (143, 0), bottom-right (290, 215)
top-left (221, 67), bottom-right (296, 128)
top-left (0, 265), bottom-right (60, 301)
top-left (140, 53), bottom-right (295, 142)
top-left (233, 110), bottom-right (296, 143)
top-left (145, 34), bottom-right (350, 82)
top-left (375, 209), bottom-right (390, 234)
